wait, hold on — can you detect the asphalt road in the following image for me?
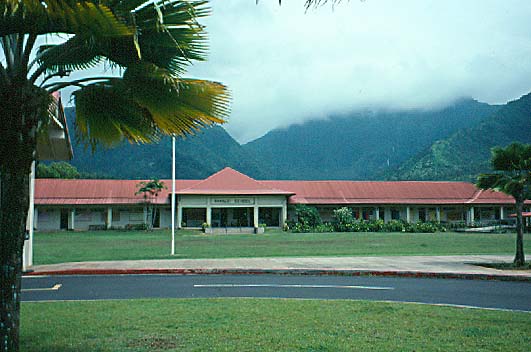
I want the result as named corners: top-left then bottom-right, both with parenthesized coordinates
top-left (22, 274), bottom-right (531, 312)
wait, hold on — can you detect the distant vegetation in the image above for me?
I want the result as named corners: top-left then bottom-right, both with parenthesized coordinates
top-left (36, 161), bottom-right (104, 179)
top-left (245, 98), bottom-right (498, 180)
top-left (59, 93), bottom-right (531, 181)
top-left (388, 92), bottom-right (531, 181)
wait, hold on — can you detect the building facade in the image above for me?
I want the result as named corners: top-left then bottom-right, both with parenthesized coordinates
top-left (33, 167), bottom-right (524, 232)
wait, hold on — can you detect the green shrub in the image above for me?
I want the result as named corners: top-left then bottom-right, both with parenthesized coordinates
top-left (314, 223), bottom-right (335, 233)
top-left (383, 220), bottom-right (406, 232)
top-left (332, 207), bottom-right (355, 232)
top-left (294, 204), bottom-right (322, 228)
top-left (291, 223), bottom-right (313, 233)
top-left (367, 219), bottom-right (385, 232)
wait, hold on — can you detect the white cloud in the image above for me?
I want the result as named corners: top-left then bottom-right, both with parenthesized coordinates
top-left (187, 0), bottom-right (531, 143)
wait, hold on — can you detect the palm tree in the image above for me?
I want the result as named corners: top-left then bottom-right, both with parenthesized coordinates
top-left (136, 179), bottom-right (167, 230)
top-left (0, 1), bottom-right (230, 350)
top-left (476, 143), bottom-right (531, 267)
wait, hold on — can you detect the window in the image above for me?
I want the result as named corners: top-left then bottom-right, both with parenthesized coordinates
top-left (182, 208), bottom-right (206, 227)
top-left (113, 210), bottom-right (120, 222)
top-left (259, 207), bottom-right (281, 227)
top-left (39, 209), bottom-right (50, 222)
top-left (391, 208), bottom-right (400, 220)
top-left (77, 210), bottom-right (92, 222)
top-left (129, 211), bottom-right (144, 221)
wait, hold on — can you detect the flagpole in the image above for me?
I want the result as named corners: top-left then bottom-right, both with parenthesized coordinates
top-left (171, 136), bottom-right (176, 255)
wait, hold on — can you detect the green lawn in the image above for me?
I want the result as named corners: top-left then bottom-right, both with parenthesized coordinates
top-left (33, 229), bottom-right (531, 265)
top-left (22, 298), bottom-right (531, 351)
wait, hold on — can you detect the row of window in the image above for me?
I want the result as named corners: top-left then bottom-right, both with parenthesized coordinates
top-left (182, 207), bottom-right (282, 227)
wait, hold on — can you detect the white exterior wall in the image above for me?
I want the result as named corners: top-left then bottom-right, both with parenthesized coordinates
top-left (110, 207), bottom-right (145, 228)
top-left (74, 208), bottom-right (106, 230)
top-left (35, 208), bottom-right (61, 231)
top-left (159, 207), bottom-right (172, 228)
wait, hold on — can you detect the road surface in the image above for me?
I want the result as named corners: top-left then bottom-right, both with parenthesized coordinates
top-left (22, 274), bottom-right (531, 312)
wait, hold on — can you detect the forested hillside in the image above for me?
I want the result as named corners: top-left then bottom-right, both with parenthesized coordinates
top-left (386, 92), bottom-right (531, 181)
top-left (57, 94), bottom-right (529, 182)
top-left (243, 99), bottom-right (498, 180)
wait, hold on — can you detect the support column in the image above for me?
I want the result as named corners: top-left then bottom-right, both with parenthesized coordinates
top-left (106, 207), bottom-right (112, 229)
top-left (468, 207), bottom-right (475, 225)
top-left (358, 208), bottom-right (363, 220)
top-left (69, 208), bottom-right (75, 230)
top-left (143, 206), bottom-right (148, 225)
top-left (436, 207), bottom-right (441, 223)
top-left (33, 208), bottom-right (39, 231)
top-left (282, 201), bottom-right (288, 228)
top-left (500, 206), bottom-right (505, 220)
top-left (206, 206), bottom-right (212, 226)
top-left (23, 161), bottom-right (36, 271)
top-left (253, 205), bottom-right (259, 228)
top-left (375, 207), bottom-right (380, 220)
top-left (406, 206), bottom-right (411, 223)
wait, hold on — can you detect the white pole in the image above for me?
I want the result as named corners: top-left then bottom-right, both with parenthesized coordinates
top-left (23, 161), bottom-right (36, 271)
top-left (171, 136), bottom-right (176, 255)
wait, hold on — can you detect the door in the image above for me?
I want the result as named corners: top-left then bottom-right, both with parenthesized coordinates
top-left (60, 209), bottom-right (69, 230)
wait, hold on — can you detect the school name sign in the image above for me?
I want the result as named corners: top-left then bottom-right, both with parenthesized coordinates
top-left (211, 198), bottom-right (255, 205)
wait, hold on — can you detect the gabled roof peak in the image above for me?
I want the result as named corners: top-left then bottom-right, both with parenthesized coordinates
top-left (178, 167), bottom-right (293, 195)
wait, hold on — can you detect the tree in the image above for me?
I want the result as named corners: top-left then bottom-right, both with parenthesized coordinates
top-left (135, 179), bottom-right (167, 230)
top-left (476, 143), bottom-right (531, 267)
top-left (0, 1), bottom-right (230, 350)
top-left (36, 161), bottom-right (80, 179)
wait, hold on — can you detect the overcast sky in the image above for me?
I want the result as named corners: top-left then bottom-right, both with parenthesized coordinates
top-left (184, 0), bottom-right (531, 143)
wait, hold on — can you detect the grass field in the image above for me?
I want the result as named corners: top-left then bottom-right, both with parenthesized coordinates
top-left (22, 298), bottom-right (531, 351)
top-left (33, 229), bottom-right (531, 265)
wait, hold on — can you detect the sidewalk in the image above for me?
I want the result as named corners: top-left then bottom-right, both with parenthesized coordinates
top-left (28, 255), bottom-right (531, 281)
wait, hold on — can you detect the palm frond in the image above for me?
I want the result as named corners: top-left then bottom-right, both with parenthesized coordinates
top-left (129, 0), bottom-right (211, 75)
top-left (72, 66), bottom-right (230, 149)
top-left (0, 0), bottom-right (132, 37)
top-left (122, 63), bottom-right (230, 132)
top-left (37, 39), bottom-right (103, 75)
top-left (73, 80), bottom-right (159, 149)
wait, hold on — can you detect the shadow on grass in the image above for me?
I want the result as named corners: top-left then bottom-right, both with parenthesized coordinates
top-left (473, 262), bottom-right (531, 270)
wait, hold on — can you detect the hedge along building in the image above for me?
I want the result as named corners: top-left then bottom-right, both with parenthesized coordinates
top-left (33, 167), bottom-right (525, 232)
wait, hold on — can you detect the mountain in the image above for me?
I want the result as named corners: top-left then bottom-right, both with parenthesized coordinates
top-left (64, 108), bottom-right (266, 179)
top-left (386, 92), bottom-right (531, 181)
top-left (243, 99), bottom-right (499, 180)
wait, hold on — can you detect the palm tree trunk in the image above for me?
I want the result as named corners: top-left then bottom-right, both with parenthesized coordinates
top-left (514, 198), bottom-right (526, 266)
top-left (0, 87), bottom-right (39, 351)
top-left (0, 168), bottom-right (31, 352)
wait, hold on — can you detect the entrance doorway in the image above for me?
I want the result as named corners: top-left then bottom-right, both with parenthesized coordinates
top-left (60, 209), bottom-right (69, 230)
top-left (211, 208), bottom-right (253, 227)
top-left (152, 208), bottom-right (160, 228)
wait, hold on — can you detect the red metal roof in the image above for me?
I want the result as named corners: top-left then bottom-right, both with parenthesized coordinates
top-left (34, 167), bottom-right (519, 206)
top-left (35, 179), bottom-right (198, 205)
top-left (177, 167), bottom-right (294, 196)
top-left (260, 180), bottom-right (509, 205)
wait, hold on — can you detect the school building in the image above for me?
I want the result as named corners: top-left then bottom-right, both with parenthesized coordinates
top-left (33, 167), bottom-right (522, 232)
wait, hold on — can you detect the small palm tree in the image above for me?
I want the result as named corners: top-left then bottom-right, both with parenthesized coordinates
top-left (1, 1), bottom-right (229, 350)
top-left (476, 143), bottom-right (531, 267)
top-left (136, 179), bottom-right (167, 230)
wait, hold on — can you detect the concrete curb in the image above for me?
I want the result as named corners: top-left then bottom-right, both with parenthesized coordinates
top-left (24, 268), bottom-right (531, 282)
